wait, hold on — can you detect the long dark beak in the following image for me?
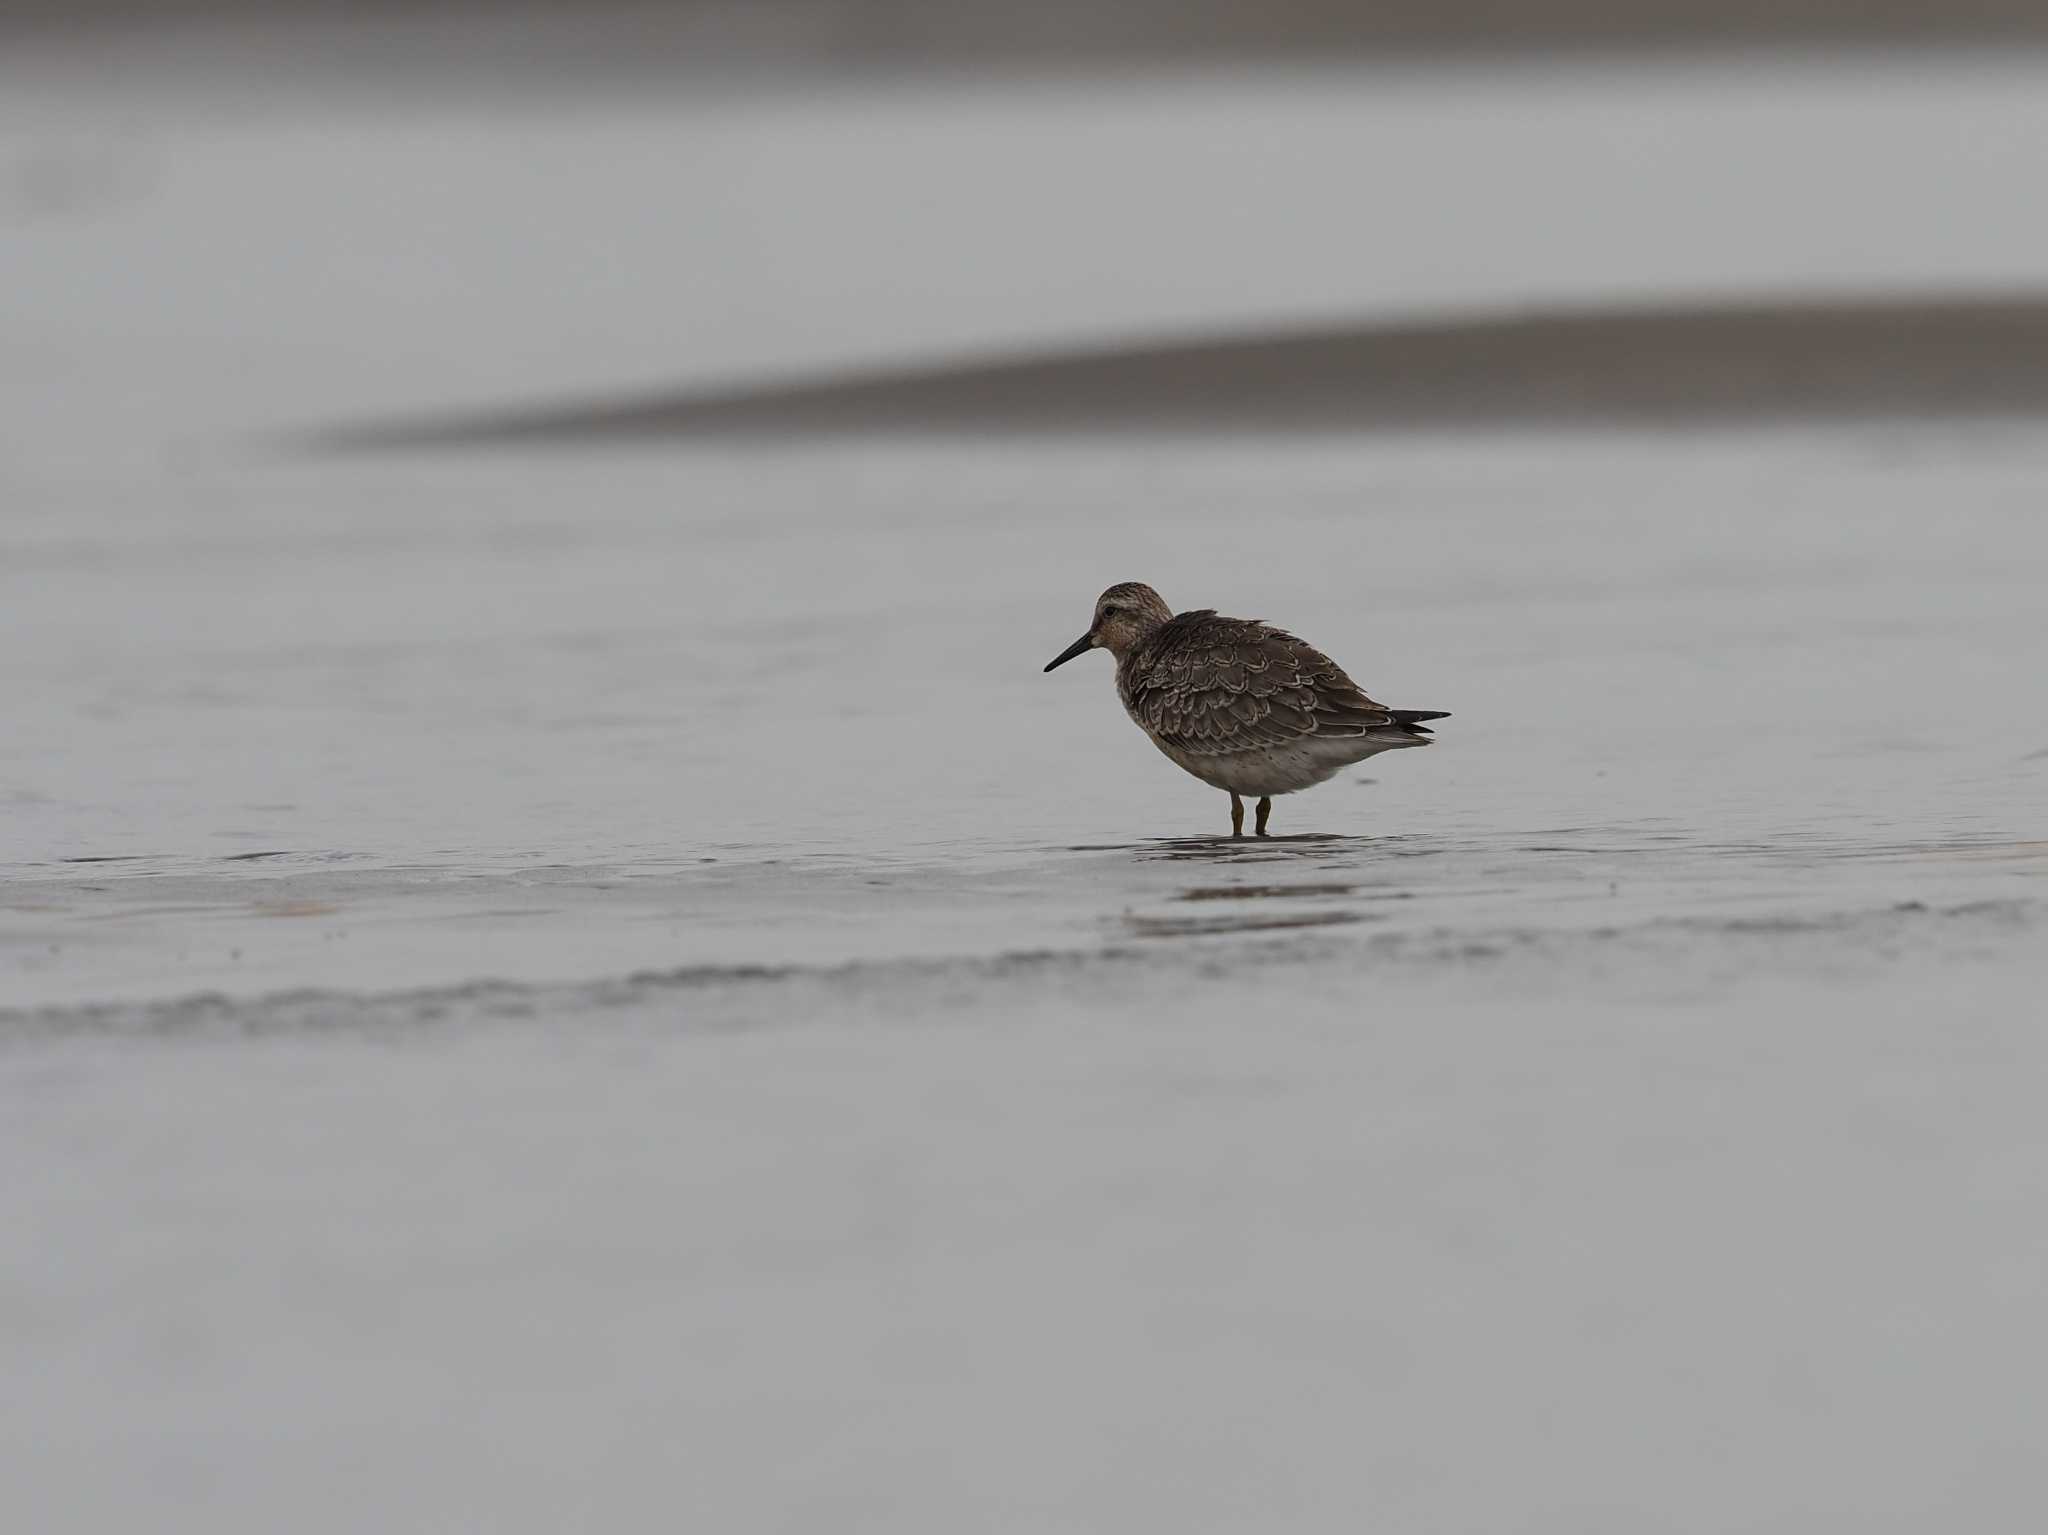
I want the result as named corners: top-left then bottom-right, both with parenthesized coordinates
top-left (1043, 633), bottom-right (1094, 672)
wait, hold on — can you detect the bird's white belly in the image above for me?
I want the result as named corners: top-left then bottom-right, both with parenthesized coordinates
top-left (1151, 735), bottom-right (1404, 797)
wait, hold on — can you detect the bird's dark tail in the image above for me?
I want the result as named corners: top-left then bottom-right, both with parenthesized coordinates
top-left (1390, 709), bottom-right (1450, 736)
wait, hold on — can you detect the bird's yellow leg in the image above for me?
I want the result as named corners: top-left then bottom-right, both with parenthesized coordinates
top-left (1255, 797), bottom-right (1272, 837)
top-left (1229, 793), bottom-right (1244, 838)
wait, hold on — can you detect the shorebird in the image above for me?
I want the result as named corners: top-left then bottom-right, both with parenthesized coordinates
top-left (1044, 582), bottom-right (1448, 838)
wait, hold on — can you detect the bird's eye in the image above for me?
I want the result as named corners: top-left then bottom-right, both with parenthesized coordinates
top-left (1100, 604), bottom-right (1120, 618)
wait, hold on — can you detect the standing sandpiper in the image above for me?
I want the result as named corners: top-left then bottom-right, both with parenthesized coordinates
top-left (1044, 582), bottom-right (1448, 838)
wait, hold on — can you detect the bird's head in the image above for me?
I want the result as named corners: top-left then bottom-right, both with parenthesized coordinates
top-left (1043, 582), bottom-right (1173, 671)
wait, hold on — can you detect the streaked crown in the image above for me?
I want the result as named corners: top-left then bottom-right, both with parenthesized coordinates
top-left (1094, 583), bottom-right (1173, 625)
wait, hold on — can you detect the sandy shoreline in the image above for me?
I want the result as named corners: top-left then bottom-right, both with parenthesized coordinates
top-left (12, 0), bottom-right (2048, 59)
top-left (311, 293), bottom-right (2048, 447)
top-left (4, 880), bottom-right (2040, 1033)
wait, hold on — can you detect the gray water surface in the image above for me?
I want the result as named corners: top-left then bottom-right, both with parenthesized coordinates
top-left (6, 433), bottom-right (2041, 1011)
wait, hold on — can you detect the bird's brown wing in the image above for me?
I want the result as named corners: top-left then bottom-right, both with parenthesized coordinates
top-left (1122, 613), bottom-right (1397, 759)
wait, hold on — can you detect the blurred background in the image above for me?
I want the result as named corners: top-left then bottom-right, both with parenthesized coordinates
top-left (5, 5), bottom-right (2047, 1532)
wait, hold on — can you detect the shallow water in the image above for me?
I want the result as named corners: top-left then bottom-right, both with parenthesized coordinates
top-left (5, 39), bottom-right (2048, 1533)
top-left (4, 431), bottom-right (2041, 1011)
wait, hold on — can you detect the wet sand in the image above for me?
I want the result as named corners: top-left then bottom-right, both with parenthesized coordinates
top-left (13, 0), bottom-right (2048, 63)
top-left (313, 293), bottom-right (2048, 446)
